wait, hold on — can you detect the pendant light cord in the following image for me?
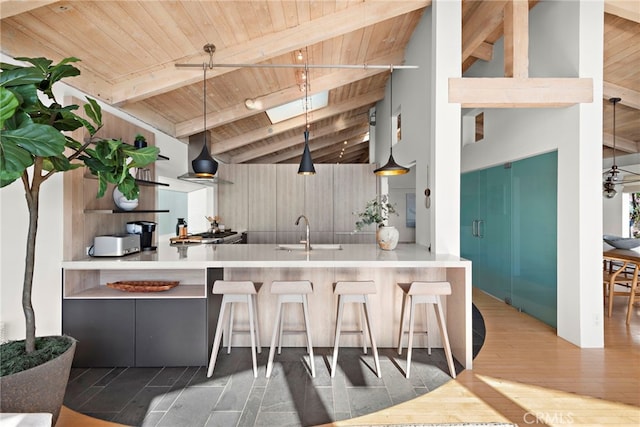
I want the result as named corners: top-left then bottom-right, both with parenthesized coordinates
top-left (305, 59), bottom-right (309, 131)
top-left (389, 66), bottom-right (393, 156)
top-left (612, 97), bottom-right (617, 167)
top-left (203, 65), bottom-right (207, 145)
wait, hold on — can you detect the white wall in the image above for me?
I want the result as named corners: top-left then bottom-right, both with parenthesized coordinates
top-left (461, 0), bottom-right (604, 347)
top-left (0, 54), bottom-right (191, 341)
top-left (388, 166), bottom-right (416, 242)
top-left (603, 193), bottom-right (628, 237)
top-left (1, 173), bottom-right (64, 341)
top-left (373, 3), bottom-right (461, 253)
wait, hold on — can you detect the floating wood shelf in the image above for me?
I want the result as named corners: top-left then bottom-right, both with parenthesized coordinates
top-left (84, 209), bottom-right (170, 214)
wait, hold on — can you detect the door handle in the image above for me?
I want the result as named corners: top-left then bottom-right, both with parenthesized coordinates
top-left (472, 220), bottom-right (478, 237)
top-left (478, 220), bottom-right (485, 238)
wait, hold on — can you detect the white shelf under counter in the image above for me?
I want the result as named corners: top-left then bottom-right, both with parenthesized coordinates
top-left (62, 268), bottom-right (207, 299)
top-left (64, 284), bottom-right (206, 299)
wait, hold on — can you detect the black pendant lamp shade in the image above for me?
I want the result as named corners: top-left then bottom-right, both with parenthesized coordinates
top-left (298, 130), bottom-right (316, 175)
top-left (192, 141), bottom-right (218, 176)
top-left (374, 69), bottom-right (409, 176)
top-left (374, 153), bottom-right (409, 175)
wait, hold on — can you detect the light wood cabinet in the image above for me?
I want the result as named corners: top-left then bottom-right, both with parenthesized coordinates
top-left (304, 164), bottom-right (334, 232)
top-left (276, 164), bottom-right (305, 232)
top-left (217, 164), bottom-right (249, 231)
top-left (218, 163), bottom-right (376, 243)
top-left (333, 164), bottom-right (377, 232)
top-left (248, 164), bottom-right (276, 231)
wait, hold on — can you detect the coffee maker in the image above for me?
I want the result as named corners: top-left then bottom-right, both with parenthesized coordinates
top-left (126, 221), bottom-right (157, 251)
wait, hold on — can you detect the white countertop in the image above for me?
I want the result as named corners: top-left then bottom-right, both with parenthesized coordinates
top-left (62, 243), bottom-right (471, 270)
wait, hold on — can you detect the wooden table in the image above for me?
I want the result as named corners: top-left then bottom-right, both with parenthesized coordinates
top-left (603, 249), bottom-right (640, 324)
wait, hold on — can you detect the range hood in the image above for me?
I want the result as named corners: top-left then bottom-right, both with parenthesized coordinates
top-left (177, 132), bottom-right (232, 186)
top-left (177, 173), bottom-right (232, 186)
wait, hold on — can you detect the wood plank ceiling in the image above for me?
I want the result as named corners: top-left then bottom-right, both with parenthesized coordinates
top-left (0, 0), bottom-right (638, 167)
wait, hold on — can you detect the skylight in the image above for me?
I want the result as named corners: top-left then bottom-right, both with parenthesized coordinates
top-left (265, 91), bottom-right (329, 124)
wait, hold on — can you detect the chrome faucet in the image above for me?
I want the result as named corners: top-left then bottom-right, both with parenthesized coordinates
top-left (295, 214), bottom-right (311, 251)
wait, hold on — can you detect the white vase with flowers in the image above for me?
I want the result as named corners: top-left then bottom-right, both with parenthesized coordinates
top-left (354, 194), bottom-right (400, 250)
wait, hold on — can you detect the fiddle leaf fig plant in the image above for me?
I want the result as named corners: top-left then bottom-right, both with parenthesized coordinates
top-left (0, 56), bottom-right (158, 356)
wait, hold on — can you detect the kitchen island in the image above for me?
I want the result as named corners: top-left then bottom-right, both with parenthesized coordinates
top-left (61, 243), bottom-right (472, 369)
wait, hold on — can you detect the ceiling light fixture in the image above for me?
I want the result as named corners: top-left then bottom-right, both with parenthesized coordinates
top-left (298, 52), bottom-right (316, 176)
top-left (374, 67), bottom-right (409, 176)
top-left (602, 97), bottom-right (639, 198)
top-left (175, 44), bottom-right (418, 72)
top-left (191, 45), bottom-right (218, 177)
top-left (178, 44), bottom-right (219, 184)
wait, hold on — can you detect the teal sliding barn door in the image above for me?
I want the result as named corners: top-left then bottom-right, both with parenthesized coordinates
top-left (460, 151), bottom-right (557, 327)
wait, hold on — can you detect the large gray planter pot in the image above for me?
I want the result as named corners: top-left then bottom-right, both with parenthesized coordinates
top-left (0, 336), bottom-right (76, 425)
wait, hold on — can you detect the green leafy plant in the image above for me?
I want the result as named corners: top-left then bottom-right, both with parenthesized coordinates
top-left (354, 194), bottom-right (398, 231)
top-left (0, 56), bottom-right (158, 356)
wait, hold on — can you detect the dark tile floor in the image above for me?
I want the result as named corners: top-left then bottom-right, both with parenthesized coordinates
top-left (64, 306), bottom-right (485, 427)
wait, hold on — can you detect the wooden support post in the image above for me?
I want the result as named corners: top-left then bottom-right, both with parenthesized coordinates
top-left (504, 0), bottom-right (529, 78)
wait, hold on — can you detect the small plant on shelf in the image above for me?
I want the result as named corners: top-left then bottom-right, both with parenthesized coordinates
top-left (134, 133), bottom-right (147, 148)
top-left (354, 194), bottom-right (398, 231)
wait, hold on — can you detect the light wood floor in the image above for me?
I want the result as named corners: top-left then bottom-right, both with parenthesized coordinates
top-left (57, 288), bottom-right (640, 427)
top-left (329, 288), bottom-right (640, 426)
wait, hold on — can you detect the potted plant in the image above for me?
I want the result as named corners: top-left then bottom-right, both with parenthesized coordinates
top-left (0, 56), bottom-right (158, 422)
top-left (354, 194), bottom-right (400, 250)
top-left (134, 133), bottom-right (147, 148)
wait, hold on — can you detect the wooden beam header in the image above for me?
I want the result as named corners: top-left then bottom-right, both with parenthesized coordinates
top-left (449, 78), bottom-right (593, 108)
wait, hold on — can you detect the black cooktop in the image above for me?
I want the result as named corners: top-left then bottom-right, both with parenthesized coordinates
top-left (193, 231), bottom-right (237, 239)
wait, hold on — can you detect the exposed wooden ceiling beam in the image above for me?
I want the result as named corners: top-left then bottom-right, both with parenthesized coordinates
top-left (503, 0), bottom-right (529, 78)
top-left (255, 127), bottom-right (369, 164)
top-left (336, 150), bottom-right (370, 164)
top-left (603, 81), bottom-right (640, 110)
top-left (471, 42), bottom-right (494, 62)
top-left (312, 140), bottom-right (370, 163)
top-left (175, 51), bottom-right (403, 138)
top-left (211, 88), bottom-right (384, 155)
top-left (323, 148), bottom-right (370, 164)
top-left (110, 0), bottom-right (429, 105)
top-left (462, 0), bottom-right (508, 63)
top-left (455, 1), bottom-right (593, 108)
top-left (605, 0), bottom-right (640, 23)
top-left (603, 132), bottom-right (639, 153)
top-left (231, 116), bottom-right (368, 163)
top-left (119, 103), bottom-right (177, 140)
top-left (449, 77), bottom-right (593, 107)
top-left (0, 0), bottom-right (58, 18)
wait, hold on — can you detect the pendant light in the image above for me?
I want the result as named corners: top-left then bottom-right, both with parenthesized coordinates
top-left (192, 55), bottom-right (219, 177)
top-left (298, 56), bottom-right (316, 175)
top-left (374, 68), bottom-right (409, 176)
top-left (601, 97), bottom-right (640, 198)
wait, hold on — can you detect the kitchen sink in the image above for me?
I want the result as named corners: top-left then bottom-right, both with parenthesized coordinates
top-left (276, 244), bottom-right (342, 251)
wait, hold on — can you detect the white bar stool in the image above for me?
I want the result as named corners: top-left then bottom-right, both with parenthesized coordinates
top-left (266, 280), bottom-right (315, 378)
top-left (207, 280), bottom-right (261, 379)
top-left (397, 281), bottom-right (456, 379)
top-left (331, 281), bottom-right (381, 378)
